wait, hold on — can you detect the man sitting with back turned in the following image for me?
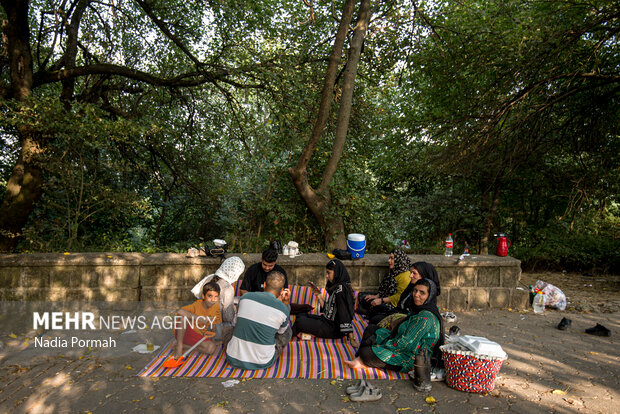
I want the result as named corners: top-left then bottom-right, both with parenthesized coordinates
top-left (226, 271), bottom-right (291, 369)
top-left (239, 248), bottom-right (288, 295)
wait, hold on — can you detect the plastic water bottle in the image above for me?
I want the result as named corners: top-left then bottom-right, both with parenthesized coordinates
top-left (444, 233), bottom-right (453, 257)
top-left (533, 291), bottom-right (545, 314)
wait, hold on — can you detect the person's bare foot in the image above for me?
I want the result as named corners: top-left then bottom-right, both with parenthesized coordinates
top-left (344, 357), bottom-right (368, 370)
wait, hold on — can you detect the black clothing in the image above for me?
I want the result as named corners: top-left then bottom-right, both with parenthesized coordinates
top-left (292, 313), bottom-right (342, 338)
top-left (239, 262), bottom-right (288, 292)
top-left (412, 261), bottom-right (441, 298)
top-left (370, 261), bottom-right (442, 323)
top-left (293, 259), bottom-right (354, 338)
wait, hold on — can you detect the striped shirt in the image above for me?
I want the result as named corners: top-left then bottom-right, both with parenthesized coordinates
top-left (226, 291), bottom-right (290, 370)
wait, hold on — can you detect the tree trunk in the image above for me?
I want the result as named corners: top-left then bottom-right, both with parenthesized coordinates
top-left (0, 0), bottom-right (44, 252)
top-left (290, 0), bottom-right (371, 251)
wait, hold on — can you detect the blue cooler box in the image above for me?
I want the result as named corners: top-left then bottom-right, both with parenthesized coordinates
top-left (347, 233), bottom-right (366, 259)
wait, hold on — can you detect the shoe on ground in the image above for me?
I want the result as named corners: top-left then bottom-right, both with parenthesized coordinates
top-left (346, 379), bottom-right (366, 395)
top-left (441, 312), bottom-right (457, 323)
top-left (585, 323), bottom-right (611, 337)
top-left (349, 384), bottom-right (382, 402)
top-left (430, 367), bottom-right (446, 382)
top-left (557, 317), bottom-right (571, 330)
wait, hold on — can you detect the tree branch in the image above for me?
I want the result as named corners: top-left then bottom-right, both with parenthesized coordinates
top-left (32, 63), bottom-right (265, 89)
top-left (291, 0), bottom-right (356, 177)
top-left (134, 0), bottom-right (203, 68)
top-left (319, 0), bottom-right (371, 193)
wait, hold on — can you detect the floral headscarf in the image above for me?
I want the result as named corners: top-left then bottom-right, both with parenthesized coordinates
top-left (377, 249), bottom-right (411, 297)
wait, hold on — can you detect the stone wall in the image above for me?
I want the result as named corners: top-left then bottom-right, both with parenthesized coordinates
top-left (0, 253), bottom-right (528, 310)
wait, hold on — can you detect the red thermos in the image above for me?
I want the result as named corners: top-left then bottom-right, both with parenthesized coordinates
top-left (494, 233), bottom-right (511, 257)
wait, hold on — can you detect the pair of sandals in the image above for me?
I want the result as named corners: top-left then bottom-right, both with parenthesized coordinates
top-left (346, 379), bottom-right (382, 402)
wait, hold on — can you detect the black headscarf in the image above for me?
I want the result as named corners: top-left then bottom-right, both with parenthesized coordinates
top-left (323, 259), bottom-right (355, 322)
top-left (391, 279), bottom-right (445, 363)
top-left (413, 262), bottom-right (441, 296)
top-left (398, 261), bottom-right (441, 309)
top-left (377, 249), bottom-right (411, 297)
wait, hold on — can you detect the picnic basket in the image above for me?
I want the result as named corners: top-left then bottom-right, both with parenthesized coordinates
top-left (440, 343), bottom-right (507, 393)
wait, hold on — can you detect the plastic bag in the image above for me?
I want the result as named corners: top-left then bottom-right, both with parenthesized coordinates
top-left (534, 280), bottom-right (567, 310)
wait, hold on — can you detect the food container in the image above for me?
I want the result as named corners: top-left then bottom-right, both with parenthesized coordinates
top-left (440, 342), bottom-right (507, 393)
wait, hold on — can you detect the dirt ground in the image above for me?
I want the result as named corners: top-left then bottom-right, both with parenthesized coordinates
top-left (521, 271), bottom-right (620, 313)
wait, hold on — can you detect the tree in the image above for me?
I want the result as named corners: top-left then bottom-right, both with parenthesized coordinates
top-left (384, 0), bottom-right (620, 252)
top-left (0, 0), bottom-right (274, 251)
top-left (289, 0), bottom-right (372, 250)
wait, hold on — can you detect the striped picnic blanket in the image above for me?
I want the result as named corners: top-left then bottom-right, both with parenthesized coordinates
top-left (138, 285), bottom-right (407, 379)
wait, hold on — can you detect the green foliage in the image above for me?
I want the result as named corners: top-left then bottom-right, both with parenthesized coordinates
top-left (511, 208), bottom-right (620, 273)
top-left (1, 0), bottom-right (618, 273)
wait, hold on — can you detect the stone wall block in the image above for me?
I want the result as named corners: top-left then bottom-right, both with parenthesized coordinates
top-left (489, 288), bottom-right (511, 309)
top-left (459, 268), bottom-right (477, 287)
top-left (50, 267), bottom-right (81, 288)
top-left (438, 268), bottom-right (459, 287)
top-left (347, 267), bottom-right (362, 291)
top-left (141, 265), bottom-right (188, 288)
top-left (360, 267), bottom-right (385, 288)
top-left (20, 267), bottom-right (51, 288)
top-left (0, 267), bottom-right (21, 288)
top-left (0, 287), bottom-right (22, 300)
top-left (140, 287), bottom-right (183, 302)
top-left (449, 288), bottom-right (469, 311)
top-left (96, 266), bottom-right (140, 288)
top-left (295, 267), bottom-right (324, 287)
top-left (510, 288), bottom-right (529, 310)
top-left (470, 288), bottom-right (490, 309)
top-left (77, 268), bottom-right (100, 288)
top-left (436, 290), bottom-right (449, 310)
top-left (477, 268), bottom-right (500, 287)
top-left (186, 265), bottom-right (209, 285)
top-left (500, 267), bottom-right (522, 288)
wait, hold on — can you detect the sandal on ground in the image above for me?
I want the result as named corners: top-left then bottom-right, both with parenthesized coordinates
top-left (350, 384), bottom-right (382, 402)
top-left (441, 312), bottom-right (457, 323)
top-left (346, 379), bottom-right (377, 395)
top-left (346, 379), bottom-right (366, 395)
top-left (430, 367), bottom-right (446, 382)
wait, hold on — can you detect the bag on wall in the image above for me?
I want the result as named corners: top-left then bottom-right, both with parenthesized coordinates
top-left (332, 248), bottom-right (352, 260)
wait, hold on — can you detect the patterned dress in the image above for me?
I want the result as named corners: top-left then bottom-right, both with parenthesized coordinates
top-left (371, 310), bottom-right (440, 372)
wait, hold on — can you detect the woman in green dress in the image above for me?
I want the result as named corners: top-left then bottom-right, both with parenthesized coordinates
top-left (345, 278), bottom-right (443, 390)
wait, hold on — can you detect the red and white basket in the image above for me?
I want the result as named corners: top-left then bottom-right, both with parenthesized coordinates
top-left (440, 343), bottom-right (507, 393)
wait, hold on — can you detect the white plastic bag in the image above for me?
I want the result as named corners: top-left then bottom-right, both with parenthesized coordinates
top-left (534, 280), bottom-right (567, 310)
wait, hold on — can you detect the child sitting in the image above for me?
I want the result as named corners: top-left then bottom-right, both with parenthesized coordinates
top-left (173, 281), bottom-right (222, 358)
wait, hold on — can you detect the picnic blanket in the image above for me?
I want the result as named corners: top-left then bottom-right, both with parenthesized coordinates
top-left (138, 285), bottom-right (408, 379)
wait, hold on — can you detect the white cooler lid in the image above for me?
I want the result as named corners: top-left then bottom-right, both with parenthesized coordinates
top-left (456, 335), bottom-right (507, 359)
top-left (347, 233), bottom-right (366, 241)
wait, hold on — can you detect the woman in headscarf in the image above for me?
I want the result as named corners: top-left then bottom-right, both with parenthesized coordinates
top-left (191, 256), bottom-right (246, 326)
top-left (292, 259), bottom-right (356, 342)
top-left (373, 261), bottom-right (442, 326)
top-left (345, 278), bottom-right (443, 391)
top-left (357, 249), bottom-right (412, 321)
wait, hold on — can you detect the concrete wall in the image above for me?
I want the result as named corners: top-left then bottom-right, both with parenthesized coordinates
top-left (0, 253), bottom-right (528, 310)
